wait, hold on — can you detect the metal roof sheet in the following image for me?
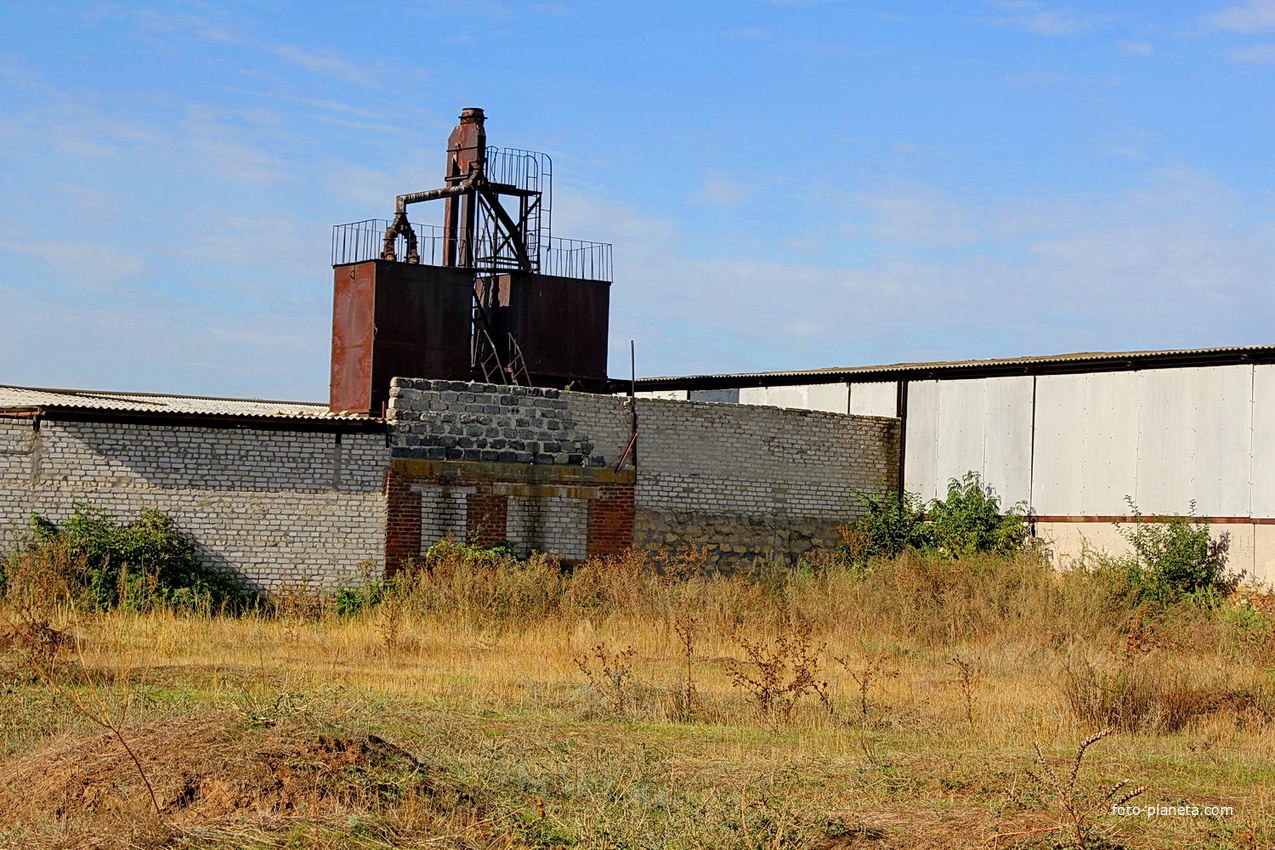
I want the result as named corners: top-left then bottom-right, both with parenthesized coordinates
top-left (634, 345), bottom-right (1275, 387)
top-left (0, 384), bottom-right (373, 421)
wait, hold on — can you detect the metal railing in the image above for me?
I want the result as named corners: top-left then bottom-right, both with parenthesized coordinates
top-left (331, 219), bottom-right (612, 282)
top-left (541, 237), bottom-right (613, 282)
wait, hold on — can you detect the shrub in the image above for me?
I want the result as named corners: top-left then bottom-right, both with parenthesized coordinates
top-left (843, 472), bottom-right (1027, 564)
top-left (1104, 498), bottom-right (1237, 608)
top-left (841, 489), bottom-right (933, 563)
top-left (333, 582), bottom-right (386, 616)
top-left (9, 506), bottom-right (247, 611)
top-left (927, 472), bottom-right (1027, 558)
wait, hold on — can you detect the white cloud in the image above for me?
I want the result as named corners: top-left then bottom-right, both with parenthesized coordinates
top-left (180, 113), bottom-right (288, 187)
top-left (695, 174), bottom-right (757, 208)
top-left (1119, 40), bottom-right (1153, 56)
top-left (1221, 42), bottom-right (1275, 62)
top-left (273, 45), bottom-right (385, 88)
top-left (1206, 0), bottom-right (1275, 32)
top-left (113, 8), bottom-right (248, 46)
top-left (986, 3), bottom-right (1105, 35)
top-left (3, 241), bottom-right (147, 291)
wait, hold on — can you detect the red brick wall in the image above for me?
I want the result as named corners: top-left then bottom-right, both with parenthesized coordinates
top-left (384, 467), bottom-right (421, 575)
top-left (466, 484), bottom-right (509, 548)
top-left (587, 483), bottom-right (635, 559)
top-left (382, 459), bottom-right (635, 573)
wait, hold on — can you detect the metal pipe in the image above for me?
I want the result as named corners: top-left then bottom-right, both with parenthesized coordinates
top-left (395, 171), bottom-right (483, 214)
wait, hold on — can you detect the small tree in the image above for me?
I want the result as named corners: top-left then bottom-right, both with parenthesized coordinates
top-left (927, 472), bottom-right (1027, 558)
top-left (1111, 498), bottom-right (1235, 607)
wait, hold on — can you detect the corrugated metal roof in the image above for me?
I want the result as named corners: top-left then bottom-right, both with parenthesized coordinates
top-left (0, 384), bottom-right (374, 421)
top-left (634, 345), bottom-right (1275, 388)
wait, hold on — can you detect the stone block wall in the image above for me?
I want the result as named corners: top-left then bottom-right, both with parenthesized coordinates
top-left (0, 416), bottom-right (390, 592)
top-left (387, 379), bottom-right (609, 466)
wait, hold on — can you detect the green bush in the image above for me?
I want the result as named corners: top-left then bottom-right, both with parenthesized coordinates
top-left (841, 489), bottom-right (933, 562)
top-left (333, 581), bottom-right (386, 615)
top-left (1104, 498), bottom-right (1236, 607)
top-left (11, 505), bottom-right (248, 611)
top-left (843, 472), bottom-right (1027, 564)
top-left (927, 472), bottom-right (1027, 558)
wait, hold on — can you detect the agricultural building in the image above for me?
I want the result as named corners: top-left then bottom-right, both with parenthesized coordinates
top-left (1, 108), bottom-right (1268, 588)
top-left (637, 346), bottom-right (1275, 581)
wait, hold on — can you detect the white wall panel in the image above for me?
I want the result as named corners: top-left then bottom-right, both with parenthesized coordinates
top-left (1031, 374), bottom-right (1091, 516)
top-left (739, 383), bottom-right (848, 413)
top-left (804, 383), bottom-right (850, 414)
top-left (848, 382), bottom-right (898, 417)
top-left (1136, 366), bottom-right (1251, 517)
top-left (1137, 370), bottom-right (1195, 515)
top-left (933, 380), bottom-right (989, 496)
top-left (1251, 365), bottom-right (1275, 517)
top-left (1191, 365), bottom-right (1251, 517)
top-left (981, 376), bottom-right (1034, 508)
top-left (905, 377), bottom-right (1032, 504)
top-left (903, 380), bottom-right (939, 500)
top-left (1076, 372), bottom-right (1143, 516)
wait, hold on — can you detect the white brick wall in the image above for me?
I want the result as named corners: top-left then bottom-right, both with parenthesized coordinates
top-left (0, 417), bottom-right (390, 592)
top-left (506, 494), bottom-right (588, 560)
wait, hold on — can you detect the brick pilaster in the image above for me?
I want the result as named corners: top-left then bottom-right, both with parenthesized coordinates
top-left (384, 467), bottom-right (421, 576)
top-left (466, 483), bottom-right (509, 547)
top-left (586, 483), bottom-right (635, 558)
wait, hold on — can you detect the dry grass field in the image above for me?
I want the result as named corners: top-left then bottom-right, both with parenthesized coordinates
top-left (1, 544), bottom-right (1273, 849)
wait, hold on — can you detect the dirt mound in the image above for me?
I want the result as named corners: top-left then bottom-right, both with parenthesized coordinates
top-left (0, 714), bottom-right (439, 829)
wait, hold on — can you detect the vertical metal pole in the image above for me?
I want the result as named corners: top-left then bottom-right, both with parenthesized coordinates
top-left (630, 340), bottom-right (638, 469)
top-left (895, 380), bottom-right (909, 503)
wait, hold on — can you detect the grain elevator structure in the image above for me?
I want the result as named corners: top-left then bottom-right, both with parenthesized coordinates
top-left (329, 107), bottom-right (613, 415)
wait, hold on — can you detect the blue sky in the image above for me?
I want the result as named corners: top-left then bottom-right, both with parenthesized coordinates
top-left (3, 0), bottom-right (1275, 399)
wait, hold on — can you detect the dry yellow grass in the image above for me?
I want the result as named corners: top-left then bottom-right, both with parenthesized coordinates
top-left (1, 546), bottom-right (1272, 848)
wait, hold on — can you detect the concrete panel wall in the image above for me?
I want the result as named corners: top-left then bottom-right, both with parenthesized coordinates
top-left (738, 383), bottom-right (849, 414)
top-left (903, 376), bottom-right (1032, 506)
top-left (1251, 365), bottom-right (1275, 518)
top-left (1136, 366), bottom-right (1249, 517)
top-left (902, 380), bottom-right (939, 498)
top-left (848, 382), bottom-right (898, 417)
top-left (1032, 372), bottom-right (1143, 516)
top-left (688, 389), bottom-right (741, 404)
top-left (1028, 367), bottom-right (1252, 518)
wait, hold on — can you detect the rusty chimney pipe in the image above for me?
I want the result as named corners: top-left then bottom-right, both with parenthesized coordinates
top-left (444, 107), bottom-right (487, 268)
